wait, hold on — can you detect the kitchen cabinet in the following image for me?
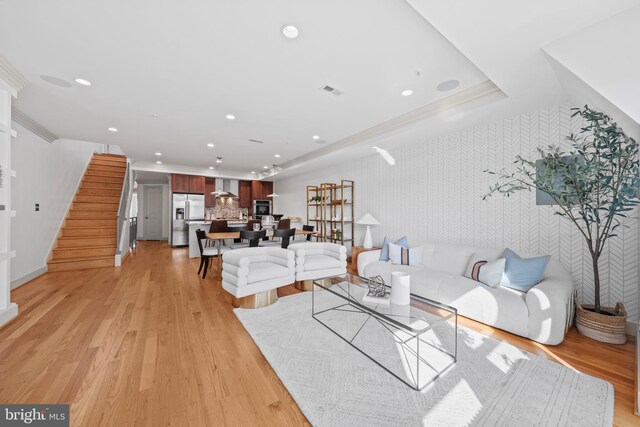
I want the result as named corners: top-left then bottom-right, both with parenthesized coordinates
top-left (262, 181), bottom-right (273, 198)
top-left (205, 178), bottom-right (216, 207)
top-left (171, 174), bottom-right (205, 194)
top-left (171, 174), bottom-right (190, 193)
top-left (189, 175), bottom-right (205, 194)
top-left (239, 180), bottom-right (252, 210)
top-left (251, 180), bottom-right (273, 200)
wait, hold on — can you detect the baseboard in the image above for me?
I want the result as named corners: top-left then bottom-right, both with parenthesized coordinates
top-left (627, 321), bottom-right (638, 337)
top-left (10, 266), bottom-right (47, 290)
top-left (0, 303), bottom-right (18, 328)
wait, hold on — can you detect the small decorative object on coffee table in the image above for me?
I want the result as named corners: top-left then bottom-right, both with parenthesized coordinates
top-left (390, 272), bottom-right (410, 305)
top-left (363, 275), bottom-right (390, 305)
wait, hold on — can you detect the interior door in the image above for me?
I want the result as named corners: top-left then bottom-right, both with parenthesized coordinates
top-left (144, 186), bottom-right (163, 240)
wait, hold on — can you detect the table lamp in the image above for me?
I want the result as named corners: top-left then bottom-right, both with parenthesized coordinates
top-left (356, 213), bottom-right (380, 249)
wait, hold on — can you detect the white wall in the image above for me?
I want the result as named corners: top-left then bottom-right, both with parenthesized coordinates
top-left (277, 103), bottom-right (640, 323)
top-left (10, 123), bottom-right (102, 286)
top-left (136, 184), bottom-right (170, 240)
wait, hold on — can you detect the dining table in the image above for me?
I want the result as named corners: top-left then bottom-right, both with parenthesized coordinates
top-left (206, 229), bottom-right (316, 279)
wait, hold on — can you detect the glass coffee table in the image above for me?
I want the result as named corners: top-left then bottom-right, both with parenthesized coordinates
top-left (312, 273), bottom-right (457, 391)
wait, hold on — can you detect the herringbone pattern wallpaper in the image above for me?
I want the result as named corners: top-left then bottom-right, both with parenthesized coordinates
top-left (278, 104), bottom-right (640, 322)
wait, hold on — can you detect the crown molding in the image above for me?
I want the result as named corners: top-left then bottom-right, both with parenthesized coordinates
top-left (279, 80), bottom-right (503, 172)
top-left (11, 107), bottom-right (59, 143)
top-left (0, 55), bottom-right (28, 94)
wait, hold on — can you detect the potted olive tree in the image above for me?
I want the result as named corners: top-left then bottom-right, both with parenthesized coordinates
top-left (485, 106), bottom-right (639, 344)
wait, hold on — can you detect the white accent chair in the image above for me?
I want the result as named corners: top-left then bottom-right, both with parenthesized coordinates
top-left (222, 247), bottom-right (296, 308)
top-left (288, 242), bottom-right (347, 291)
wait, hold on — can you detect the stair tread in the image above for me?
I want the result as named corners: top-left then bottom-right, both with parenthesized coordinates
top-left (49, 255), bottom-right (114, 264)
top-left (55, 244), bottom-right (114, 249)
top-left (64, 226), bottom-right (116, 229)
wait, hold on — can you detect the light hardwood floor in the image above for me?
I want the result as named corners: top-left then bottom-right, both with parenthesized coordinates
top-left (0, 241), bottom-right (637, 426)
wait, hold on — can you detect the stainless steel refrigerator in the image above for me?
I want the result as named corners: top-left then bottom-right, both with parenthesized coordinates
top-left (172, 194), bottom-right (205, 246)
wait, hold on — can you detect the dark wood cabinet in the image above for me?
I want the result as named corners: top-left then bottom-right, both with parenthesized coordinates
top-left (239, 180), bottom-right (252, 210)
top-left (188, 175), bottom-right (205, 194)
top-left (262, 181), bottom-right (273, 198)
top-left (205, 178), bottom-right (216, 207)
top-left (171, 174), bottom-right (206, 194)
top-left (251, 180), bottom-right (262, 200)
top-left (171, 174), bottom-right (190, 193)
top-left (250, 180), bottom-right (273, 200)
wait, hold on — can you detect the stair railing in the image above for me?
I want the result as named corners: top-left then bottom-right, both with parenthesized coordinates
top-left (115, 161), bottom-right (132, 265)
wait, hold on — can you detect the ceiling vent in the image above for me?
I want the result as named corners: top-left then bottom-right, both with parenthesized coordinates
top-left (249, 139), bottom-right (265, 144)
top-left (321, 84), bottom-right (343, 96)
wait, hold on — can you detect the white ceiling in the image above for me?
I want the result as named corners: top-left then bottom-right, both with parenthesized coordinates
top-left (274, 0), bottom-right (640, 179)
top-left (0, 0), bottom-right (489, 173)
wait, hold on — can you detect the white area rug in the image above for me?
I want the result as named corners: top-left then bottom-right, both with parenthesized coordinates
top-left (234, 291), bottom-right (614, 427)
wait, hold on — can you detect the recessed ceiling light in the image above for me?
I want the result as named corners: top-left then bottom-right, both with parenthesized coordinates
top-left (225, 114), bottom-right (236, 120)
top-left (155, 152), bottom-right (162, 156)
top-left (312, 135), bottom-right (320, 140)
top-left (40, 75), bottom-right (71, 87)
top-left (74, 78), bottom-right (92, 86)
top-left (209, 166), bottom-right (214, 170)
top-left (207, 143), bottom-right (214, 148)
top-left (251, 171), bottom-right (256, 174)
top-left (437, 79), bottom-right (460, 92)
top-left (281, 25), bottom-right (299, 39)
top-left (108, 127), bottom-right (118, 132)
top-left (263, 165), bottom-right (269, 169)
top-left (274, 154), bottom-right (281, 158)
top-left (156, 161), bottom-right (162, 165)
top-left (401, 89), bottom-right (413, 97)
top-left (216, 157), bottom-right (223, 163)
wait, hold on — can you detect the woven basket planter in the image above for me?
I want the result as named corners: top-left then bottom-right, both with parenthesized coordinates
top-left (575, 302), bottom-right (627, 344)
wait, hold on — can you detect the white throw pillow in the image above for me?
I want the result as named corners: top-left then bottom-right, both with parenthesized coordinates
top-left (389, 242), bottom-right (423, 266)
top-left (464, 255), bottom-right (506, 288)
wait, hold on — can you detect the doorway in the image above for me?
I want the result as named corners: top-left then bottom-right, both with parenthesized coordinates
top-left (143, 186), bottom-right (163, 240)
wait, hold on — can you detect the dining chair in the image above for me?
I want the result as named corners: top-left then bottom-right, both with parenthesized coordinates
top-left (209, 220), bottom-right (228, 233)
top-left (236, 229), bottom-right (267, 248)
top-left (207, 220), bottom-right (228, 247)
top-left (195, 229), bottom-right (218, 279)
top-left (303, 224), bottom-right (314, 241)
top-left (232, 225), bottom-right (249, 244)
top-left (261, 228), bottom-right (296, 249)
top-left (277, 218), bottom-right (291, 230)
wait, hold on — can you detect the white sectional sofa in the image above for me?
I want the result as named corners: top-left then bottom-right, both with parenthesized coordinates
top-left (357, 241), bottom-right (575, 345)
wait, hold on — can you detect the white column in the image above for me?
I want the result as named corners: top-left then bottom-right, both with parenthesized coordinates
top-left (0, 77), bottom-right (18, 327)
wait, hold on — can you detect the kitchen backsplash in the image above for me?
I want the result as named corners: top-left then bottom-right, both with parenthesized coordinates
top-left (206, 198), bottom-right (248, 220)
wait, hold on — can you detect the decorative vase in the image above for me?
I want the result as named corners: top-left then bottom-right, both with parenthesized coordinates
top-left (575, 302), bottom-right (627, 344)
top-left (390, 272), bottom-right (410, 305)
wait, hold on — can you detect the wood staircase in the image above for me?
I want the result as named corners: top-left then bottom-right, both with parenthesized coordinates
top-left (48, 153), bottom-right (127, 272)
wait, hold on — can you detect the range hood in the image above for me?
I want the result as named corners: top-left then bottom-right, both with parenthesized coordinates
top-left (212, 178), bottom-right (239, 199)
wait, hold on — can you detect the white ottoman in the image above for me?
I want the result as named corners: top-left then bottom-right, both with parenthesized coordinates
top-left (288, 242), bottom-right (347, 291)
top-left (222, 247), bottom-right (296, 308)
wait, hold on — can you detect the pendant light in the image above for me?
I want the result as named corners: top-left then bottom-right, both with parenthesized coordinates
top-left (210, 158), bottom-right (226, 197)
top-left (267, 164), bottom-right (280, 198)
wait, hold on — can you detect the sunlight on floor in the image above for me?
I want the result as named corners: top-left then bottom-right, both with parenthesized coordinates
top-left (422, 379), bottom-right (482, 425)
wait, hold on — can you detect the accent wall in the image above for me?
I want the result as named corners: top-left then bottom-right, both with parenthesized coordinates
top-left (276, 104), bottom-right (640, 323)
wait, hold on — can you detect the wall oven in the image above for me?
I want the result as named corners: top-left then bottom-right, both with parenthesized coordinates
top-left (253, 200), bottom-right (272, 219)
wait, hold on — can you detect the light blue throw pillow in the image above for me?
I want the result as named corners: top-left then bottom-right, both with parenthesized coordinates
top-left (501, 248), bottom-right (550, 292)
top-left (379, 236), bottom-right (408, 261)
